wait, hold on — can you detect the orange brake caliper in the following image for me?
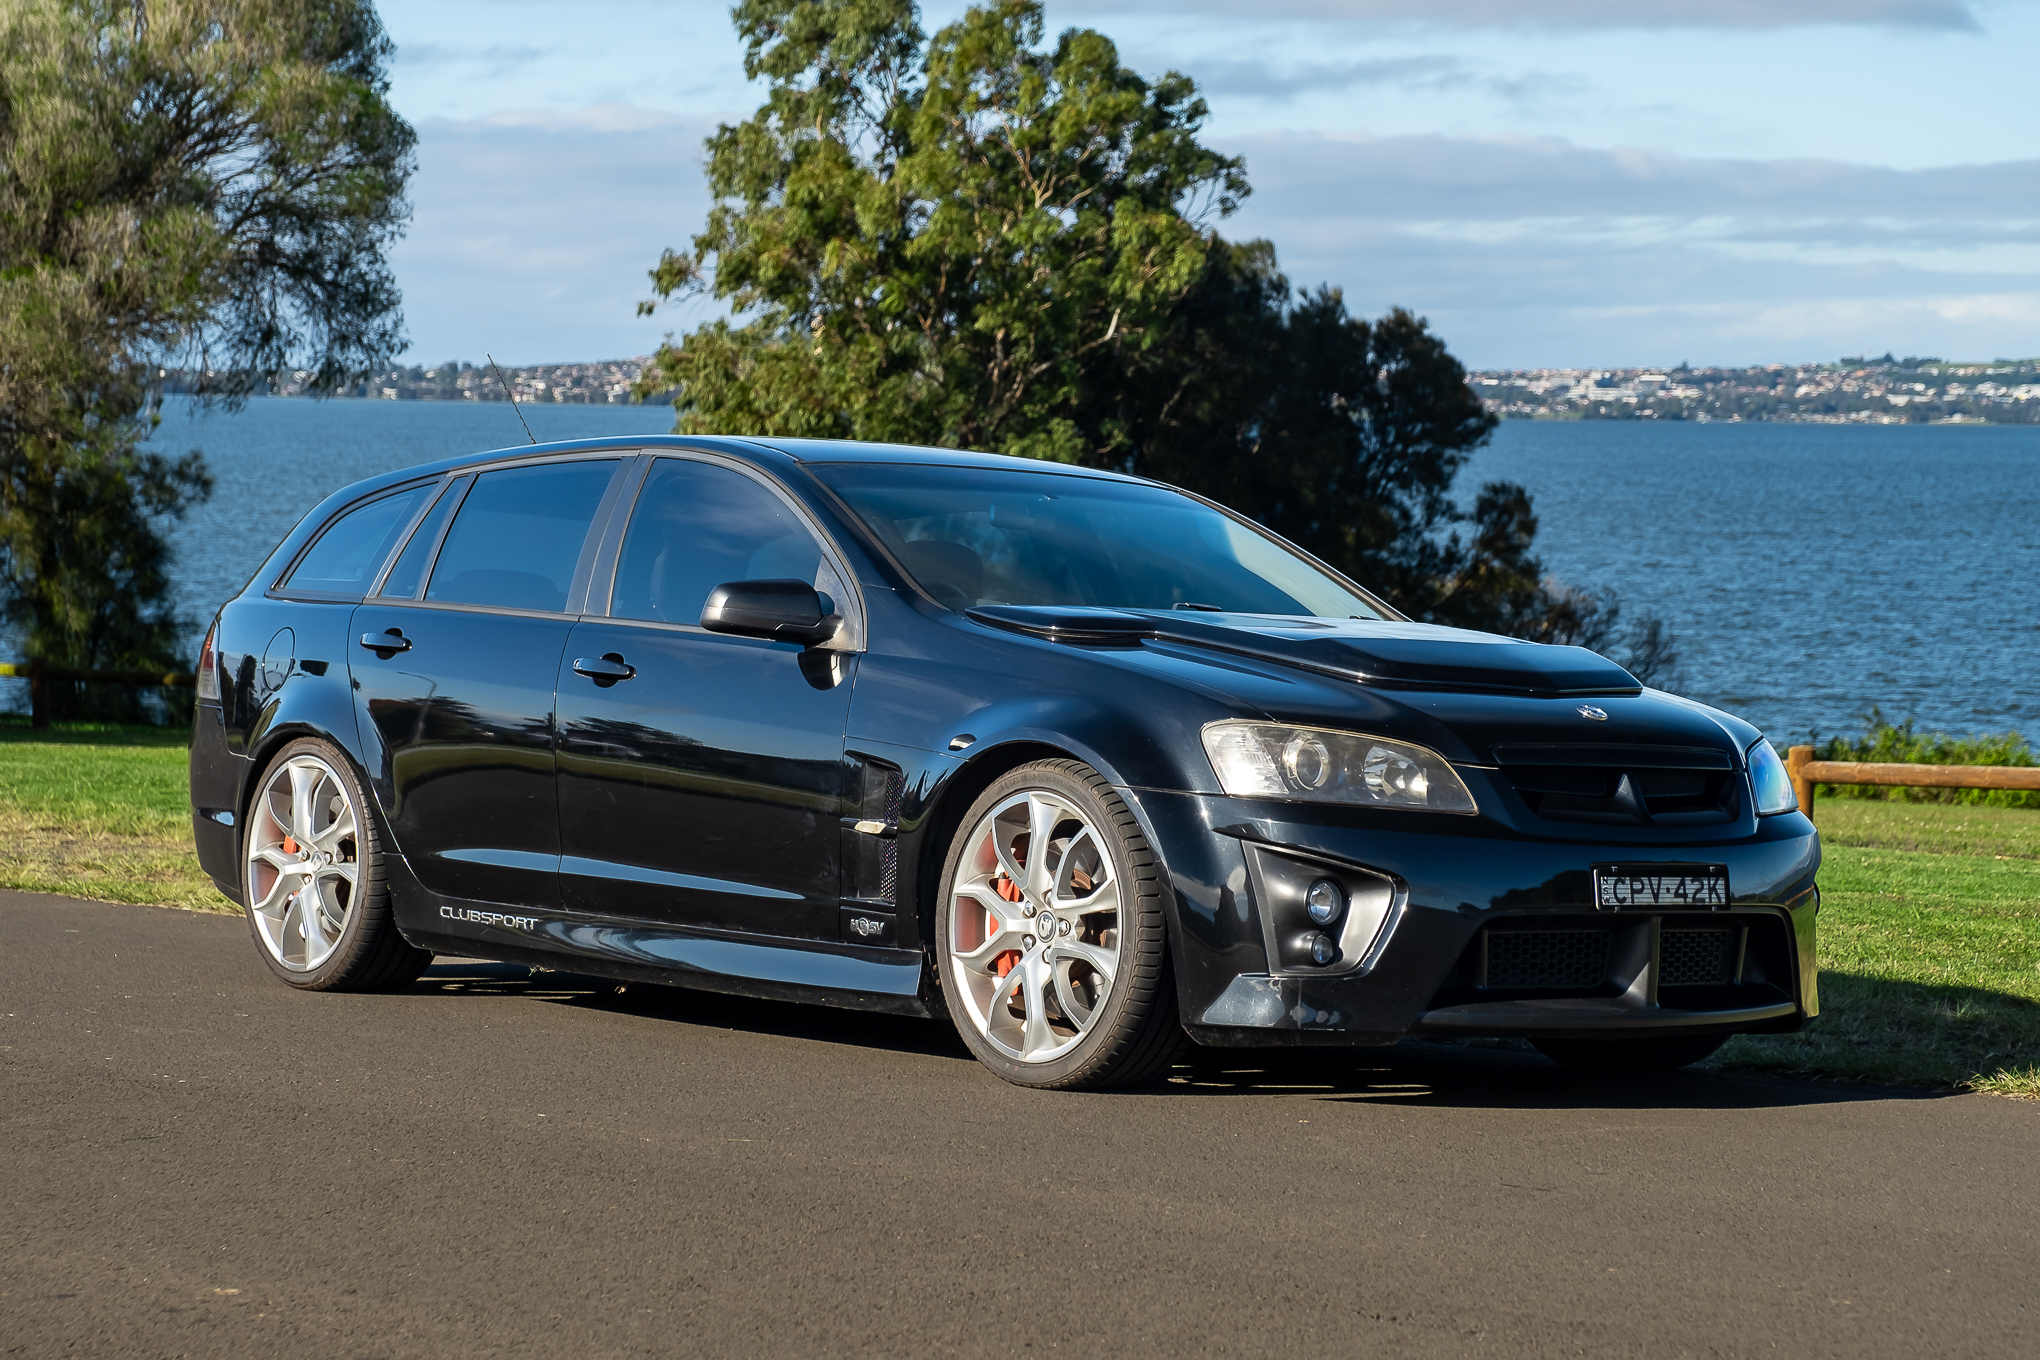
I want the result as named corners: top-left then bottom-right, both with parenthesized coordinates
top-left (991, 875), bottom-right (1023, 978)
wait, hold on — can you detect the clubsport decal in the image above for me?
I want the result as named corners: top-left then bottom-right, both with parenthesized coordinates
top-left (440, 905), bottom-right (540, 931)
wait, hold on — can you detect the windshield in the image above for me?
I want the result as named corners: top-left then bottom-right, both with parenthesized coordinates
top-left (813, 463), bottom-right (1389, 618)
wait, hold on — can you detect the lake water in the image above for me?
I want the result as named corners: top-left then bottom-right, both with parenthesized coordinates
top-left (128, 398), bottom-right (2040, 744)
top-left (1463, 421), bottom-right (2039, 744)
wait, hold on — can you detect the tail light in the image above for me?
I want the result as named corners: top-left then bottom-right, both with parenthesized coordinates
top-left (197, 620), bottom-right (220, 702)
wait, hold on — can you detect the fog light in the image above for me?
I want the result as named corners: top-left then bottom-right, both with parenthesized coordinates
top-left (1305, 878), bottom-right (1344, 926)
top-left (1306, 932), bottom-right (1338, 966)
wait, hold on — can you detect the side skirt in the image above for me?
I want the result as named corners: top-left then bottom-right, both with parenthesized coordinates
top-left (383, 853), bottom-right (930, 1018)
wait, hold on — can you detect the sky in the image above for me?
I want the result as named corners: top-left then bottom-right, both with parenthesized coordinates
top-left (379, 0), bottom-right (2040, 370)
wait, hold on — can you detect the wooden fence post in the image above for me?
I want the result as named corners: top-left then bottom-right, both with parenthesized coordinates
top-left (1786, 745), bottom-right (1815, 818)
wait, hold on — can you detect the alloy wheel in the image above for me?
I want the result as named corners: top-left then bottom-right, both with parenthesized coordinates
top-left (947, 790), bottom-right (1123, 1064)
top-left (246, 753), bottom-right (361, 972)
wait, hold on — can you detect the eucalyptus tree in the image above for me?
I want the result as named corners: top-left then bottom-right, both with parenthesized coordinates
top-left (0, 0), bottom-right (413, 718)
top-left (641, 0), bottom-right (1670, 670)
top-left (639, 0), bottom-right (1245, 463)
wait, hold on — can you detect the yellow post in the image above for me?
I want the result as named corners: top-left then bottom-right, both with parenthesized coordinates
top-left (1786, 745), bottom-right (1815, 819)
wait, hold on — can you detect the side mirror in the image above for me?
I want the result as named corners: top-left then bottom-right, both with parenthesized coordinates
top-left (700, 579), bottom-right (843, 648)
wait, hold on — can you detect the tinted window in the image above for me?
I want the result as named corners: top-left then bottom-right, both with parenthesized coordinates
top-left (376, 480), bottom-right (461, 599)
top-left (814, 464), bottom-right (1386, 618)
top-left (425, 461), bottom-right (617, 612)
top-left (284, 485), bottom-right (431, 594)
top-left (611, 460), bottom-right (838, 625)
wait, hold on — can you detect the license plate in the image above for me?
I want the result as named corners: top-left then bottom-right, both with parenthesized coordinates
top-left (1592, 864), bottom-right (1730, 910)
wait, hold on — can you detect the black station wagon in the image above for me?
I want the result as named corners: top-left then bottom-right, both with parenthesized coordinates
top-left (189, 437), bottom-right (1820, 1089)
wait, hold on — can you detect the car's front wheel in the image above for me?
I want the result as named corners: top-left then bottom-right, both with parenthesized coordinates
top-left (935, 760), bottom-right (1182, 1090)
top-left (1531, 1034), bottom-right (1728, 1074)
top-left (243, 738), bottom-right (429, 992)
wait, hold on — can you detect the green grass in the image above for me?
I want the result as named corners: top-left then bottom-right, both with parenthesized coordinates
top-left (1808, 798), bottom-right (2040, 859)
top-left (1, 724), bottom-right (2036, 1096)
top-left (0, 719), bottom-right (225, 910)
top-left (1714, 800), bottom-right (2040, 1095)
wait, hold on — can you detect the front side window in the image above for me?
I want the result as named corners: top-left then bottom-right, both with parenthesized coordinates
top-left (425, 461), bottom-right (617, 613)
top-left (610, 459), bottom-right (843, 625)
top-left (283, 484), bottom-right (432, 595)
top-left (813, 464), bottom-right (1388, 618)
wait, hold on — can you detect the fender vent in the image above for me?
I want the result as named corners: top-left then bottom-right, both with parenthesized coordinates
top-left (843, 757), bottom-right (905, 907)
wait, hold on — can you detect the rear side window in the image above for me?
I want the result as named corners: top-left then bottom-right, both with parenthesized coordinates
top-left (284, 485), bottom-right (432, 595)
top-left (376, 480), bottom-right (461, 600)
top-left (425, 461), bottom-right (617, 613)
top-left (610, 459), bottom-right (839, 625)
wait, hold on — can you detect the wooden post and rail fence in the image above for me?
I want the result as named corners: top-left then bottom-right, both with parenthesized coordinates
top-left (5, 662), bottom-right (2040, 809)
top-left (0, 660), bottom-right (196, 730)
top-left (1785, 745), bottom-right (2040, 813)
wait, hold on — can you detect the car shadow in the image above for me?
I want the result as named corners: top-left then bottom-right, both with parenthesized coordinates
top-left (1162, 1040), bottom-right (1944, 1111)
top-left (410, 958), bottom-right (976, 1063)
top-left (409, 959), bottom-right (1943, 1110)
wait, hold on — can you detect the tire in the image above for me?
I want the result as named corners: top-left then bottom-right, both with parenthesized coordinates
top-left (1531, 1033), bottom-right (1728, 1074)
top-left (242, 737), bottom-right (429, 992)
top-left (934, 759), bottom-right (1184, 1090)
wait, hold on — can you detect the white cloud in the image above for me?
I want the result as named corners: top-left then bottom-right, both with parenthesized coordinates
top-left (392, 41), bottom-right (549, 76)
top-left (1061, 0), bottom-right (1989, 30)
top-left (1234, 132), bottom-right (2040, 224)
top-left (1219, 131), bottom-right (2040, 364)
top-left (390, 107), bottom-right (721, 366)
top-left (384, 106), bottom-right (2039, 369)
top-left (1190, 53), bottom-right (1589, 104)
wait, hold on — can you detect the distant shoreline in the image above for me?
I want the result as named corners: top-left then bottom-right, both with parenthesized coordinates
top-left (1475, 358), bottom-right (2039, 427)
top-left (177, 352), bottom-right (2040, 428)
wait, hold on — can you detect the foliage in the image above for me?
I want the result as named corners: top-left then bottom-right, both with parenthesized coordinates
top-left (1111, 245), bottom-right (1677, 675)
top-left (0, 0), bottom-right (413, 719)
top-left (638, 0), bottom-right (1669, 659)
top-left (1813, 710), bottom-right (2038, 809)
top-left (1968, 1065), bottom-right (2040, 1099)
top-left (0, 428), bottom-right (212, 721)
top-left (643, 0), bottom-right (1242, 464)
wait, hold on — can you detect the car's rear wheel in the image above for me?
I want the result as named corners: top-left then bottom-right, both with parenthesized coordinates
top-left (243, 739), bottom-right (429, 992)
top-left (1531, 1033), bottom-right (1728, 1074)
top-left (935, 760), bottom-right (1182, 1090)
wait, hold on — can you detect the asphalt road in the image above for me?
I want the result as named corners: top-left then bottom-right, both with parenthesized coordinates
top-left (4, 891), bottom-right (2036, 1359)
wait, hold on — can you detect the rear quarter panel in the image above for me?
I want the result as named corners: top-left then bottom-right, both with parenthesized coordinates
top-left (199, 596), bottom-right (376, 882)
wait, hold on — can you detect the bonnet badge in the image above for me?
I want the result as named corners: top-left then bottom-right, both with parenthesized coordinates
top-left (1577, 704), bottom-right (1609, 722)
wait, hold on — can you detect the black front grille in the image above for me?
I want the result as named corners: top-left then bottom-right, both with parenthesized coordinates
top-left (1487, 930), bottom-right (1610, 990)
top-left (1427, 913), bottom-right (1792, 1016)
top-left (1632, 769), bottom-right (1708, 799)
top-left (1509, 766), bottom-right (1612, 798)
top-left (1661, 928), bottom-right (1736, 986)
top-left (1500, 761), bottom-right (1734, 825)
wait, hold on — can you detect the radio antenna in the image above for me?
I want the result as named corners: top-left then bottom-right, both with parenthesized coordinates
top-left (487, 353), bottom-right (537, 445)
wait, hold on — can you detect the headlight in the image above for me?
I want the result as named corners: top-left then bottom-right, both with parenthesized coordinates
top-left (1747, 738), bottom-right (1798, 815)
top-left (1202, 722), bottom-right (1478, 813)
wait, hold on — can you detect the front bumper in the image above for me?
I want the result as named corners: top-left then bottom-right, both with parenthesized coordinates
top-left (1125, 789), bottom-right (1820, 1047)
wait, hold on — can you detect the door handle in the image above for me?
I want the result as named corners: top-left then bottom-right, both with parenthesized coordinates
top-left (572, 654), bottom-right (635, 685)
top-left (359, 630), bottom-right (411, 655)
